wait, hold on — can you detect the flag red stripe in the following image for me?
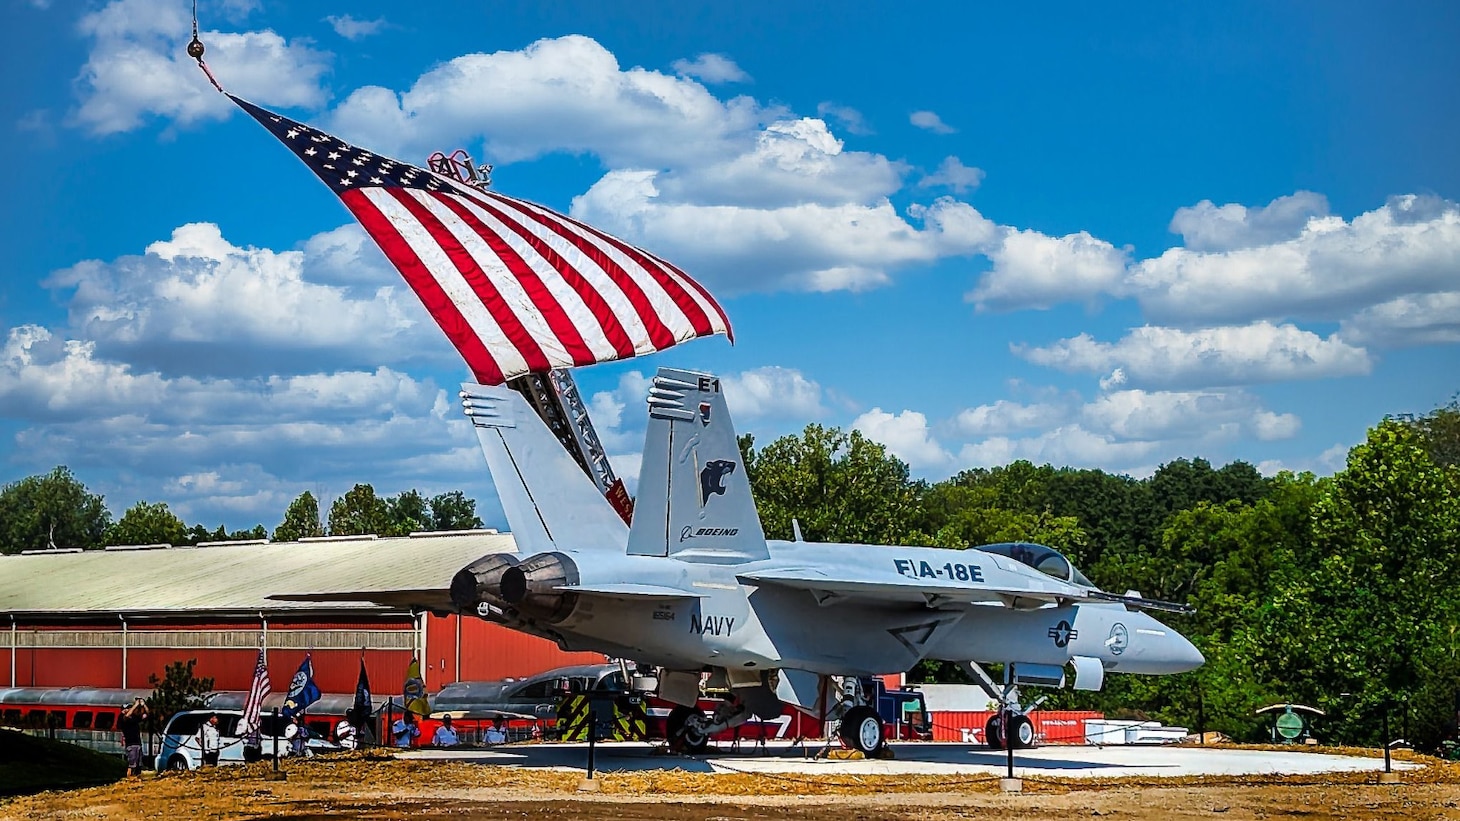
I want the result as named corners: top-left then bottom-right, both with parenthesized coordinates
top-left (652, 252), bottom-right (735, 344)
top-left (484, 192), bottom-right (679, 351)
top-left (430, 193), bottom-right (605, 367)
top-left (343, 190), bottom-right (507, 384)
top-left (385, 189), bottom-right (554, 374)
top-left (549, 207), bottom-right (719, 341)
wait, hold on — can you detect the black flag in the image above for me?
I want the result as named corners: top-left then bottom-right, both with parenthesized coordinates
top-left (353, 658), bottom-right (373, 735)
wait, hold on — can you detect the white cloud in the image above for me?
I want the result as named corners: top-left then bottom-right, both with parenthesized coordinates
top-left (1130, 194), bottom-right (1460, 325)
top-left (816, 102), bottom-right (871, 135)
top-left (1257, 441), bottom-right (1352, 477)
top-left (954, 400), bottom-right (1069, 437)
top-left (0, 323), bottom-right (487, 526)
top-left (969, 228), bottom-right (1131, 311)
top-left (1080, 389), bottom-right (1299, 442)
top-left (1339, 292), bottom-right (1460, 348)
top-left (918, 156), bottom-right (985, 194)
top-left (326, 35), bottom-right (768, 167)
top-left (910, 110), bottom-right (955, 134)
top-left (573, 177), bottom-right (996, 293)
top-left (722, 367), bottom-right (825, 420)
top-left (648, 117), bottom-right (908, 208)
top-left (42, 222), bottom-right (442, 376)
top-left (671, 53), bottom-right (750, 83)
top-left (958, 425), bottom-right (1160, 472)
top-left (1169, 191), bottom-right (1330, 252)
top-left (1016, 322), bottom-right (1373, 388)
top-left (325, 14), bottom-right (387, 40)
top-left (71, 0), bottom-right (330, 135)
top-left (852, 408), bottom-right (951, 470)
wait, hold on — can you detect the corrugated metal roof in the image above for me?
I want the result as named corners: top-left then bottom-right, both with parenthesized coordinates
top-left (0, 532), bottom-right (518, 616)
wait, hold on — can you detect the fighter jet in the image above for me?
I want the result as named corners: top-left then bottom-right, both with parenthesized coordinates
top-left (447, 367), bottom-right (1204, 753)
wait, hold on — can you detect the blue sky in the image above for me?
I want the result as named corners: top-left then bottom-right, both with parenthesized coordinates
top-left (1, 1), bottom-right (1457, 531)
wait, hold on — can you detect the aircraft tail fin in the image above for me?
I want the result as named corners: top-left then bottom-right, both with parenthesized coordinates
top-left (626, 368), bottom-right (769, 561)
top-left (461, 382), bottom-right (629, 555)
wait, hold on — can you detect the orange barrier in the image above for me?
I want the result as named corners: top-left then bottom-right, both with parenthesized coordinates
top-left (929, 710), bottom-right (1103, 744)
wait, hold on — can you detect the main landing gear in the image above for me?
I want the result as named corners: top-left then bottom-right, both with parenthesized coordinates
top-left (837, 705), bottom-right (885, 754)
top-left (984, 710), bottom-right (1035, 751)
top-left (961, 661), bottom-right (1044, 750)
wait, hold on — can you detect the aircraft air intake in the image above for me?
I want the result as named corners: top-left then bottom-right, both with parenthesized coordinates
top-left (450, 553), bottom-right (520, 614)
top-left (499, 551), bottom-right (581, 623)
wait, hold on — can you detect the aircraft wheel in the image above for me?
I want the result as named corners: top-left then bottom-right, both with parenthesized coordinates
top-left (984, 714), bottom-right (1004, 750)
top-left (667, 705), bottom-right (709, 753)
top-left (838, 706), bottom-right (884, 754)
top-left (1009, 714), bottom-right (1035, 749)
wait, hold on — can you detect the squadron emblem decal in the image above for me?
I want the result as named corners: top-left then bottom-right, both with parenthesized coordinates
top-left (698, 459), bottom-right (737, 505)
top-left (1107, 623), bottom-right (1128, 655)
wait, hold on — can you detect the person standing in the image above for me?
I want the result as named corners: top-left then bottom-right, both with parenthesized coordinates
top-left (391, 710), bottom-right (420, 748)
top-left (118, 699), bottom-right (147, 777)
top-left (199, 713), bottom-right (222, 767)
top-left (284, 713), bottom-right (312, 758)
top-left (335, 711), bottom-right (358, 751)
top-left (431, 715), bottom-right (459, 747)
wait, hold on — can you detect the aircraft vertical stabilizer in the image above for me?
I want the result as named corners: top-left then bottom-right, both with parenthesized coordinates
top-left (627, 368), bottom-right (769, 561)
top-left (460, 382), bottom-right (629, 555)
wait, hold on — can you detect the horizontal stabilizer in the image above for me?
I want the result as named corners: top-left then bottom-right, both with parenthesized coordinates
top-left (740, 567), bottom-right (1083, 608)
top-left (553, 583), bottom-right (702, 600)
top-left (269, 588), bottom-right (453, 611)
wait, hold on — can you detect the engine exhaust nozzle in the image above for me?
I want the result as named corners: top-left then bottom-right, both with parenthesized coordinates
top-left (450, 552), bottom-right (520, 615)
top-left (499, 551), bottom-right (580, 623)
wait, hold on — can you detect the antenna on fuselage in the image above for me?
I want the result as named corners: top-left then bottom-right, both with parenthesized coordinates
top-left (792, 519), bottom-right (803, 542)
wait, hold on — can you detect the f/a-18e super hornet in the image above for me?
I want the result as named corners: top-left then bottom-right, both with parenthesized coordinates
top-left (441, 367), bottom-right (1203, 753)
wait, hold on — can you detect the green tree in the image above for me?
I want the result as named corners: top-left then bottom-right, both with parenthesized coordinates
top-left (0, 466), bottom-right (111, 554)
top-left (328, 484), bottom-right (391, 536)
top-left (746, 424), bottom-right (920, 544)
top-left (273, 491), bottom-right (324, 542)
top-left (430, 491), bottom-right (483, 531)
top-left (184, 523), bottom-right (269, 544)
top-left (145, 659), bottom-right (215, 734)
top-left (384, 489), bottom-right (430, 536)
top-left (106, 501), bottom-right (187, 547)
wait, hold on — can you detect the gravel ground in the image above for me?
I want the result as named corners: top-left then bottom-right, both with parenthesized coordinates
top-left (5, 752), bottom-right (1459, 820)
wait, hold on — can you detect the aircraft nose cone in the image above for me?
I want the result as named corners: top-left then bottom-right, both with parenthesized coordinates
top-left (1169, 633), bottom-right (1205, 674)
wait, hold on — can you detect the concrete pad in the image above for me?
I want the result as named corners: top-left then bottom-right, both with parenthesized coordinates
top-left (398, 741), bottom-right (1419, 779)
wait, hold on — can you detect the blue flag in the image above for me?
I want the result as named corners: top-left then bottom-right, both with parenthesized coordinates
top-left (281, 654), bottom-right (321, 719)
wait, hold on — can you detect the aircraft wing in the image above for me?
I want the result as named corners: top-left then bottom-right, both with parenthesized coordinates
top-left (738, 568), bottom-right (1085, 609)
top-left (554, 583), bottom-right (703, 600)
top-left (269, 588), bottom-right (455, 611)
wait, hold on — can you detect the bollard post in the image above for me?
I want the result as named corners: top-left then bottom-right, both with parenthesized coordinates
top-left (1376, 708), bottom-right (1401, 783)
top-left (577, 708), bottom-right (600, 792)
top-left (587, 708), bottom-right (597, 778)
top-left (999, 711), bottom-right (1022, 793)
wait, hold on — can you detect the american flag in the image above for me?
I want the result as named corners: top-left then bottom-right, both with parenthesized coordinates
top-left (241, 648), bottom-right (270, 741)
top-left (230, 96), bottom-right (732, 385)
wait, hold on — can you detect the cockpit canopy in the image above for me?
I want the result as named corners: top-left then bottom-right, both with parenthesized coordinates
top-left (978, 542), bottom-right (1093, 588)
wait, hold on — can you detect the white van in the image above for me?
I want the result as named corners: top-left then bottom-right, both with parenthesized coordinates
top-left (154, 709), bottom-right (339, 771)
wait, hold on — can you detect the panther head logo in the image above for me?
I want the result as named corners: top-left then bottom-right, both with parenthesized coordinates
top-left (699, 460), bottom-right (737, 506)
